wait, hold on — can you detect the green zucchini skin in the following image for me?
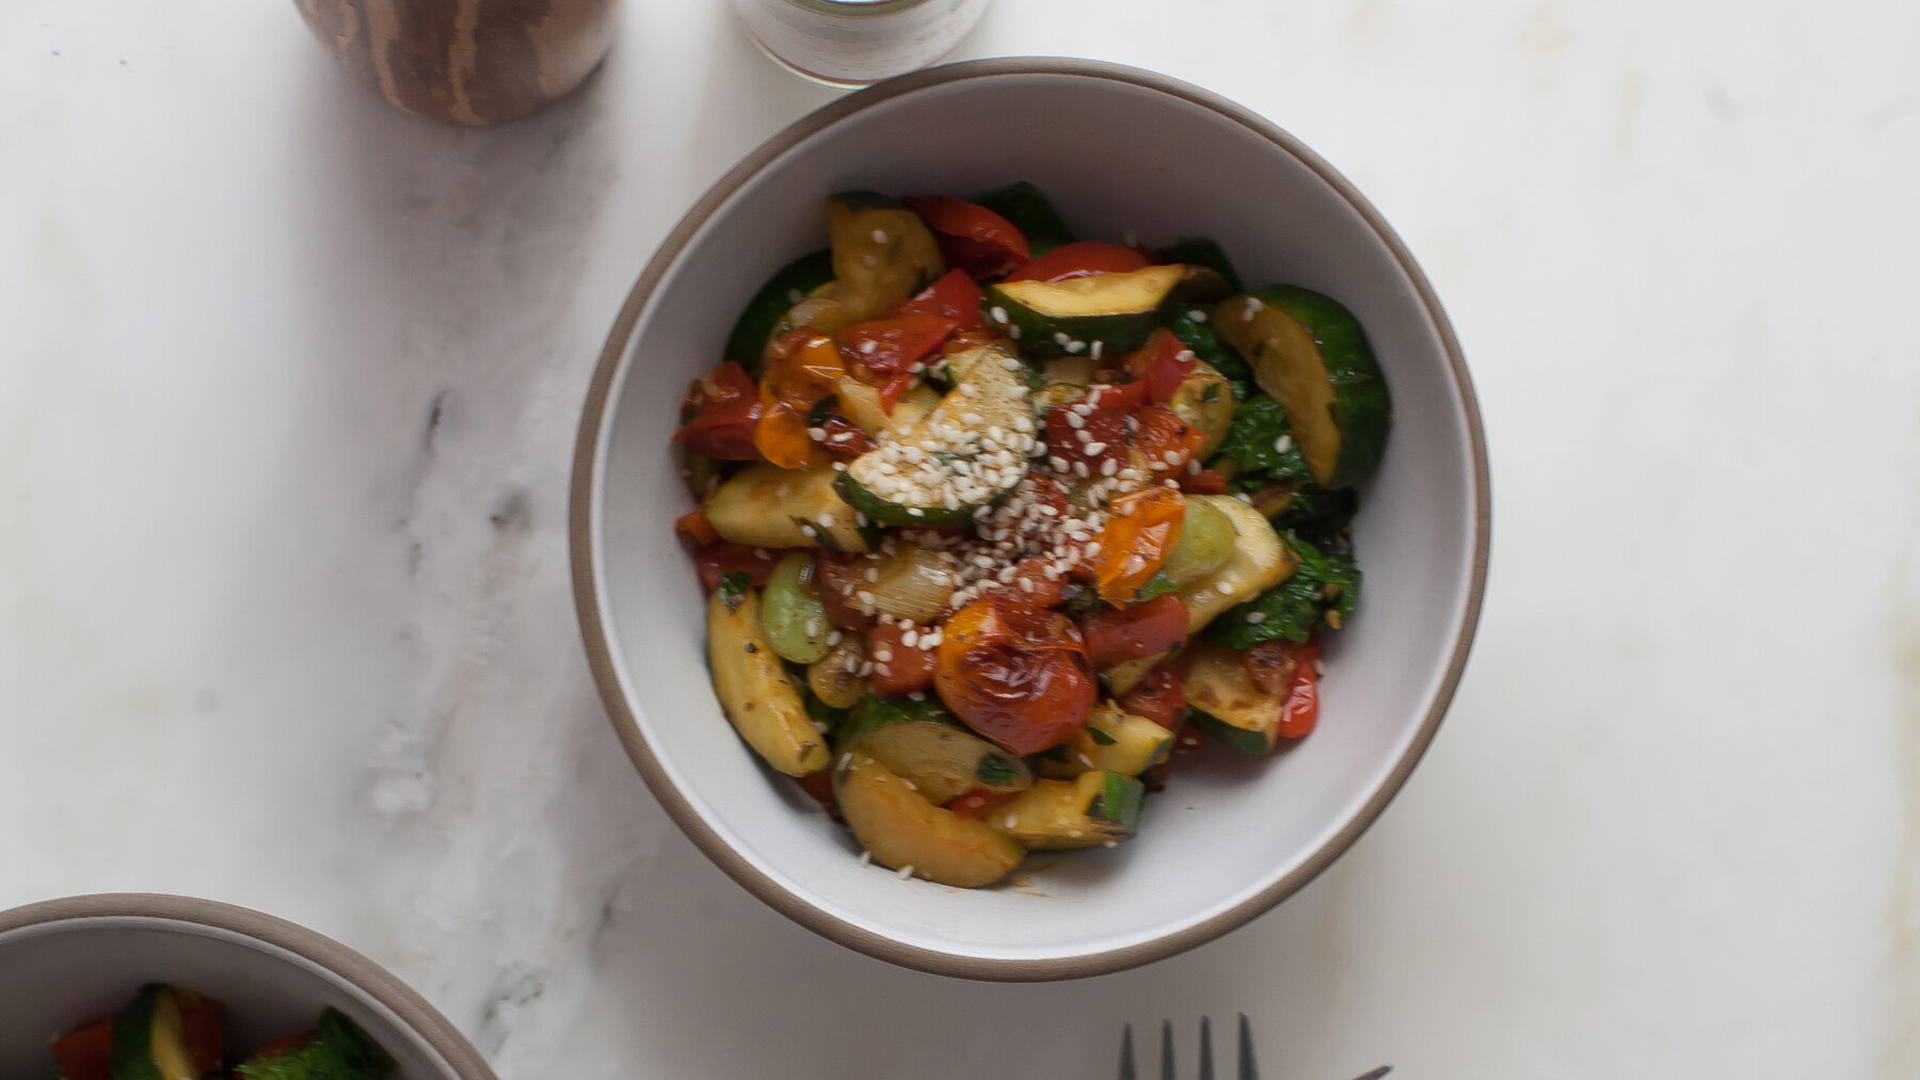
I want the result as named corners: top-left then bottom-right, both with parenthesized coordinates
top-left (1187, 710), bottom-right (1277, 755)
top-left (1088, 771), bottom-right (1146, 833)
top-left (723, 249), bottom-right (834, 372)
top-left (985, 265), bottom-right (1183, 359)
top-left (834, 473), bottom-right (980, 527)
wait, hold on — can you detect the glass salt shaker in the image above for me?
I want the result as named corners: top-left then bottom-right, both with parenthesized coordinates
top-left (734, 0), bottom-right (993, 87)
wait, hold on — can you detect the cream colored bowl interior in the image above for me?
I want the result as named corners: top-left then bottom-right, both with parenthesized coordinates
top-left (578, 63), bottom-right (1484, 977)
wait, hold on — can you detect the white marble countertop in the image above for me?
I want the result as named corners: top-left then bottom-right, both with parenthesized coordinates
top-left (4, 1), bottom-right (1917, 1076)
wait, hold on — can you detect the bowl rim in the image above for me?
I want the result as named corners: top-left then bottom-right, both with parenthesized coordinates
top-left (569, 56), bottom-right (1491, 981)
top-left (0, 892), bottom-right (498, 1080)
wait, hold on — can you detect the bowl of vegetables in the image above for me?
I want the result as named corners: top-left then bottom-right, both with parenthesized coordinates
top-left (0, 894), bottom-right (495, 1080)
top-left (571, 58), bottom-right (1489, 979)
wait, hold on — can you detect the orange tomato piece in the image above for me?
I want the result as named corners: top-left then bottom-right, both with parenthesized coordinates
top-left (1090, 488), bottom-right (1186, 603)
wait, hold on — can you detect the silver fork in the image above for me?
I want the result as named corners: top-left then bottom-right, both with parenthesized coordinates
top-left (1118, 1014), bottom-right (1392, 1080)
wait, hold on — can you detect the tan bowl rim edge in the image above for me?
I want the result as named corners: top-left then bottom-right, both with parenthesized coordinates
top-left (568, 55), bottom-right (1493, 982)
top-left (0, 892), bottom-right (498, 1080)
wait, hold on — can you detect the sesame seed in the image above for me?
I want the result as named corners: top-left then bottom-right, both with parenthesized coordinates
top-left (840, 753), bottom-right (853, 768)
top-left (827, 630), bottom-right (843, 645)
top-left (1103, 840), bottom-right (1118, 849)
top-left (859, 338), bottom-right (878, 354)
top-left (896, 864), bottom-right (914, 880)
top-left (1315, 659), bottom-right (1328, 676)
top-left (1083, 441), bottom-right (1107, 455)
top-left (1090, 341), bottom-right (1104, 360)
top-left (788, 289), bottom-right (806, 304)
top-left (1274, 434), bottom-right (1293, 454)
top-left (1065, 339), bottom-right (1086, 354)
top-left (857, 589), bottom-right (877, 605)
top-left (1216, 581), bottom-right (1235, 594)
top-left (1246, 611), bottom-right (1267, 624)
top-left (1007, 325), bottom-right (1021, 340)
top-left (1187, 459), bottom-right (1202, 474)
top-left (1100, 458), bottom-right (1119, 476)
top-left (1073, 460), bottom-right (1091, 478)
top-left (989, 306), bottom-right (1009, 324)
top-left (1002, 814), bottom-right (1018, 828)
top-left (1077, 752), bottom-right (1095, 768)
top-left (1189, 309), bottom-right (1208, 322)
top-left (1053, 332), bottom-right (1071, 346)
top-left (871, 229), bottom-right (889, 244)
top-left (858, 850), bottom-right (872, 865)
top-left (862, 254), bottom-right (879, 268)
top-left (817, 513), bottom-right (835, 528)
top-left (873, 648), bottom-right (894, 662)
top-left (1243, 297), bottom-right (1260, 321)
top-left (799, 524), bottom-right (817, 538)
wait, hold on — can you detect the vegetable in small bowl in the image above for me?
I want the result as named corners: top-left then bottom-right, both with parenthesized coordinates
top-left (0, 895), bottom-right (495, 1080)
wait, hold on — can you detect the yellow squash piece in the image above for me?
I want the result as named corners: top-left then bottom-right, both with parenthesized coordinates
top-left (707, 589), bottom-right (830, 776)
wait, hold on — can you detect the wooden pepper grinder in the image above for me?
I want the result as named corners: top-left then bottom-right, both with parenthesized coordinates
top-left (295, 0), bottom-right (617, 126)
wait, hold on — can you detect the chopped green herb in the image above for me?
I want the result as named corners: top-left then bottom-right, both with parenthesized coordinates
top-left (1134, 570), bottom-right (1180, 602)
top-left (1163, 307), bottom-right (1251, 396)
top-left (1206, 535), bottom-right (1361, 648)
top-left (1086, 726), bottom-right (1120, 746)
top-left (976, 755), bottom-right (1019, 785)
top-left (719, 571), bottom-right (751, 611)
top-left (807, 394), bottom-right (839, 426)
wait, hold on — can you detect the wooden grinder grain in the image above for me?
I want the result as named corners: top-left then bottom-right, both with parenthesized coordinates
top-left (295, 0), bottom-right (616, 126)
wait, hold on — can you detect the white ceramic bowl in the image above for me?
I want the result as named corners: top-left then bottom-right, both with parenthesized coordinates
top-left (0, 894), bottom-right (495, 1080)
top-left (571, 58), bottom-right (1489, 980)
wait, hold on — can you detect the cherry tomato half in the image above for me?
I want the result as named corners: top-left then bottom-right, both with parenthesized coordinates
top-left (673, 360), bottom-right (762, 460)
top-left (1081, 593), bottom-right (1190, 670)
top-left (1002, 241), bottom-right (1149, 283)
top-left (895, 267), bottom-right (988, 333)
top-left (52, 1018), bottom-right (114, 1080)
top-left (902, 196), bottom-right (1031, 280)
top-left (935, 596), bottom-right (1096, 754)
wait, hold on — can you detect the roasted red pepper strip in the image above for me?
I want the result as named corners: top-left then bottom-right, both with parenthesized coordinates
top-left (52, 1017), bottom-right (114, 1080)
top-left (895, 267), bottom-right (988, 333)
top-left (839, 312), bottom-right (956, 410)
top-left (902, 196), bottom-right (1031, 280)
top-left (1082, 593), bottom-right (1190, 669)
top-left (1278, 638), bottom-right (1322, 739)
top-left (1044, 401), bottom-right (1129, 478)
top-left (1002, 241), bottom-right (1149, 283)
top-left (1082, 381), bottom-right (1148, 413)
top-left (1123, 328), bottom-right (1197, 404)
top-left (867, 620), bottom-right (938, 696)
top-left (673, 360), bottom-right (762, 460)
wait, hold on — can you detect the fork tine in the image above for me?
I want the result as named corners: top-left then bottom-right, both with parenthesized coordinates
top-left (1160, 1020), bottom-right (1175, 1080)
top-left (1198, 1016), bottom-right (1214, 1080)
top-left (1119, 1024), bottom-right (1136, 1080)
top-left (1237, 1013), bottom-right (1258, 1080)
